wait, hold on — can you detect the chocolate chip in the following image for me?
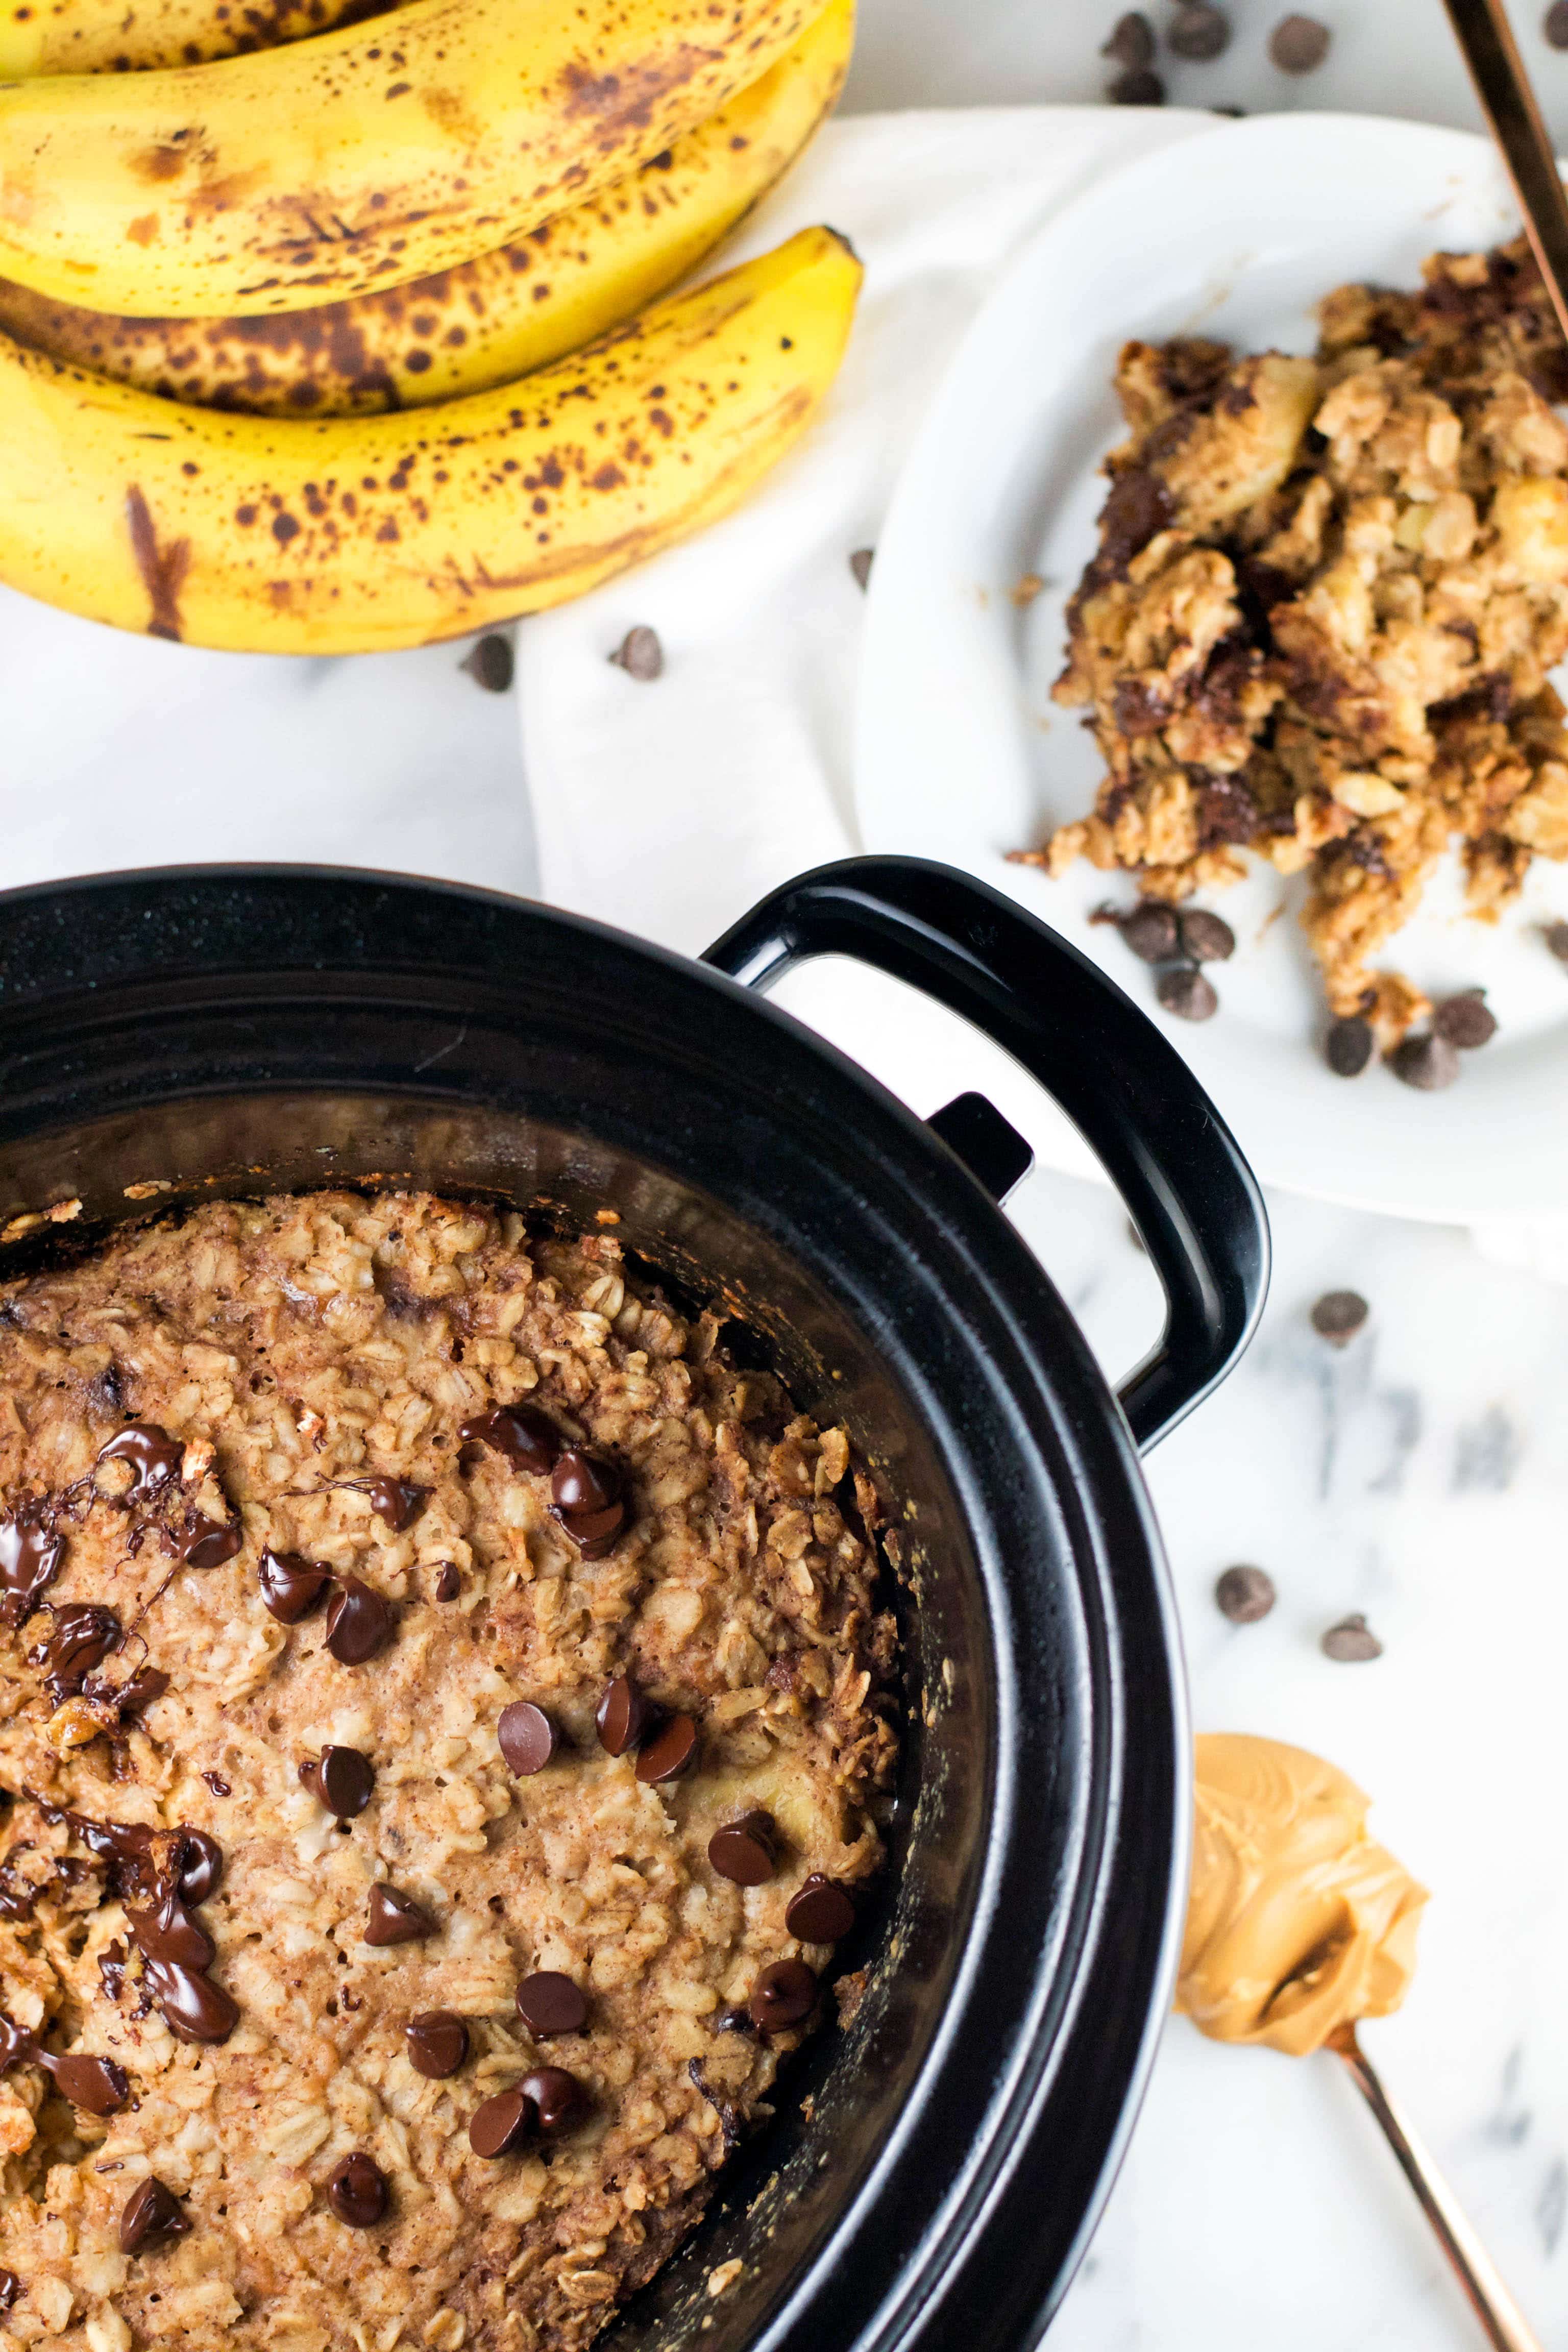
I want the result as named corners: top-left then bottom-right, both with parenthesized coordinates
top-left (635, 1714), bottom-right (697, 1784)
top-left (708, 1811), bottom-right (777, 1888)
top-left (310, 1746), bottom-right (375, 1819)
top-left (1178, 909), bottom-right (1235, 963)
top-left (177, 1514), bottom-right (241, 1569)
top-left (127, 1891), bottom-right (215, 1971)
top-left (521, 2066), bottom-right (588, 2136)
top-left (469, 2087), bottom-right (530, 2159)
top-left (366, 1885), bottom-right (433, 1947)
top-left (50, 2052), bottom-right (131, 2116)
top-left (0, 2014), bottom-right (33, 2069)
top-left (460, 633), bottom-right (513, 693)
top-left (0, 1512), bottom-right (63, 1629)
top-left (1108, 65), bottom-right (1165, 101)
top-left (849, 548), bottom-right (874, 591)
top-left (1156, 966), bottom-right (1218, 1021)
top-left (143, 1959), bottom-right (239, 2045)
top-left (609, 625), bottom-right (663, 680)
top-left (1215, 1564), bottom-right (1276, 1624)
top-left (515, 1972), bottom-right (588, 2037)
top-left (1322, 1613), bottom-right (1383, 1662)
top-left (97, 1425), bottom-right (182, 1502)
top-left (36, 1603), bottom-right (121, 1701)
top-left (174, 1830), bottom-right (224, 1905)
top-left (1547, 0), bottom-right (1568, 47)
top-left (1545, 919), bottom-right (1568, 962)
top-left (459, 1407), bottom-right (559, 1477)
top-left (498, 1701), bottom-right (557, 1777)
top-left (784, 1876), bottom-right (856, 1943)
top-left (115, 1665), bottom-right (170, 1719)
top-left (359, 1477), bottom-right (425, 1531)
top-left (1310, 1290), bottom-right (1368, 1346)
top-left (1100, 10), bottom-right (1154, 67)
top-left (257, 1548), bottom-right (332, 1625)
top-left (1118, 901), bottom-right (1181, 963)
top-left (595, 1675), bottom-right (651, 1756)
top-left (1269, 12), bottom-right (1329, 70)
top-left (563, 1499), bottom-right (626, 1559)
top-left (1169, 2), bottom-right (1230, 57)
top-left (325, 1576), bottom-right (393, 1665)
top-left (551, 1452), bottom-right (619, 1515)
top-left (1433, 991), bottom-right (1497, 1049)
top-left (1325, 1016), bottom-right (1374, 1076)
top-left (201, 1773), bottom-right (230, 1797)
top-left (714, 2005), bottom-right (756, 2037)
top-left (406, 2010), bottom-right (468, 2078)
top-left (432, 1563), bottom-right (461, 1602)
top-left (0, 2270), bottom-right (19, 2310)
top-left (749, 1958), bottom-right (817, 2033)
top-left (326, 2152), bottom-right (388, 2227)
top-left (118, 2176), bottom-right (189, 2255)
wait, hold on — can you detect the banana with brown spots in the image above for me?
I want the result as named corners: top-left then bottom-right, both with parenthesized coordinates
top-left (0, 0), bottom-right (854, 415)
top-left (0, 0), bottom-right (390, 80)
top-left (0, 0), bottom-right (832, 318)
top-left (0, 224), bottom-right (862, 651)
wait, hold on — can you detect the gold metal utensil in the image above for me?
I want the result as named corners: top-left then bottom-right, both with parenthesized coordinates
top-left (1327, 2024), bottom-right (1542, 2352)
top-left (1441, 0), bottom-right (1568, 345)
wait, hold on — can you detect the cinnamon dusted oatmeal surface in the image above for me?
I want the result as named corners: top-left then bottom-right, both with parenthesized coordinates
top-left (0, 1192), bottom-right (897, 2352)
top-left (1024, 234), bottom-right (1568, 1042)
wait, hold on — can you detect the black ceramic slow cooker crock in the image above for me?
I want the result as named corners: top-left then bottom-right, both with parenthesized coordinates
top-left (0, 855), bottom-right (1267, 2352)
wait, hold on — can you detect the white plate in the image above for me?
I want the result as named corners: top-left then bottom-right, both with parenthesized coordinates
top-left (855, 113), bottom-right (1568, 1224)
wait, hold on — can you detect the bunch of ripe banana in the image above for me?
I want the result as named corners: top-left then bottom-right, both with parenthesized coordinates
top-left (0, 0), bottom-right (859, 650)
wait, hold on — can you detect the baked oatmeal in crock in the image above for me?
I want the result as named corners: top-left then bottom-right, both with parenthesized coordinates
top-left (1024, 234), bottom-right (1568, 1041)
top-left (0, 1192), bottom-right (897, 2352)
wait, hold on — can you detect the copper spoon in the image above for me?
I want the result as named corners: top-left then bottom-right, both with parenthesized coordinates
top-left (1441, 0), bottom-right (1568, 345)
top-left (1328, 2024), bottom-right (1542, 2352)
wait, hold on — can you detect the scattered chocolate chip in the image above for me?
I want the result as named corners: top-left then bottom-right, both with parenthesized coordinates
top-left (749, 1958), bottom-right (818, 2033)
top-left (521, 2066), bottom-right (588, 2136)
top-left (514, 1973), bottom-right (588, 2037)
top-left (0, 1512), bottom-right (63, 1629)
top-left (1545, 919), bottom-right (1568, 962)
top-left (99, 1939), bottom-right (127, 2002)
top-left (143, 1959), bottom-right (239, 2045)
top-left (708, 1811), bottom-right (777, 1888)
top-left (1269, 12), bottom-right (1329, 70)
top-left (359, 1477), bottom-right (425, 1531)
top-left (201, 1772), bottom-right (230, 1797)
top-left (714, 2005), bottom-right (756, 2037)
top-left (174, 1830), bottom-right (224, 1905)
top-left (595, 1675), bottom-right (651, 1757)
top-left (50, 2051), bottom-right (131, 2116)
top-left (1547, 0), bottom-right (1568, 47)
top-left (118, 2176), bottom-right (188, 2256)
top-left (406, 2010), bottom-right (468, 2079)
top-left (1321, 1613), bottom-right (1383, 1662)
top-left (459, 1407), bottom-right (559, 1477)
top-left (327, 2151), bottom-right (388, 2227)
top-left (551, 1452), bottom-right (619, 1515)
top-left (498, 1701), bottom-right (557, 1777)
top-left (127, 1892), bottom-right (215, 1971)
top-left (0, 2270), bottom-right (19, 2310)
top-left (36, 1603), bottom-right (121, 1701)
top-left (1108, 65), bottom-right (1165, 102)
top-left (1118, 901), bottom-right (1181, 962)
top-left (1391, 1031), bottom-right (1461, 1090)
top-left (609, 625), bottom-right (663, 680)
top-left (97, 1425), bottom-right (182, 1502)
top-left (784, 1876), bottom-right (856, 1943)
top-left (177, 1514), bottom-right (241, 1569)
top-left (1100, 10), bottom-right (1154, 67)
top-left (114, 1665), bottom-right (170, 1719)
top-left (0, 2014), bottom-right (33, 2069)
top-left (257, 1548), bottom-right (332, 1625)
top-left (1310, 1290), bottom-right (1368, 1346)
top-left (325, 1576), bottom-right (394, 1666)
top-left (564, 1500), bottom-right (626, 1559)
top-left (1156, 966), bottom-right (1218, 1021)
top-left (849, 548), bottom-right (874, 591)
top-left (1325, 1016), bottom-right (1374, 1076)
top-left (1434, 991), bottom-right (1497, 1049)
top-left (460, 633), bottom-right (513, 694)
top-left (365, 1885), bottom-right (433, 1947)
top-left (635, 1714), bottom-right (697, 1784)
top-left (310, 1746), bottom-right (376, 1819)
top-left (1178, 909), bottom-right (1235, 963)
top-left (469, 2087), bottom-right (530, 2159)
top-left (432, 1563), bottom-right (461, 1602)
top-left (1169, 2), bottom-right (1230, 57)
top-left (1215, 1564), bottom-right (1276, 1624)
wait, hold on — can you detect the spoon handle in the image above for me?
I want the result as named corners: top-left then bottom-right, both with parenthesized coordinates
top-left (1440, 0), bottom-right (1568, 348)
top-left (1328, 2026), bottom-right (1542, 2352)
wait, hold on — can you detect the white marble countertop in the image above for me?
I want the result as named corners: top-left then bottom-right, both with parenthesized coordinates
top-left (2, 5), bottom-right (1566, 2348)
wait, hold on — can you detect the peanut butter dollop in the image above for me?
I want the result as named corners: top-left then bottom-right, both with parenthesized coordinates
top-left (1177, 1733), bottom-right (1427, 2057)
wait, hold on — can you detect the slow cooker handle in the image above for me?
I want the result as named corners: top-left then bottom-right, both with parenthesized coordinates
top-left (704, 854), bottom-right (1268, 1453)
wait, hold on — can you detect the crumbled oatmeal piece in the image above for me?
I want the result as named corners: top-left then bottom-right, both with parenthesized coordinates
top-left (1027, 235), bottom-right (1568, 1031)
top-left (0, 1194), bottom-right (897, 2352)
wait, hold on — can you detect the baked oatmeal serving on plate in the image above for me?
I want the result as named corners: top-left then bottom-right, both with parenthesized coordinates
top-left (1021, 235), bottom-right (1568, 1081)
top-left (0, 1192), bottom-right (897, 2352)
